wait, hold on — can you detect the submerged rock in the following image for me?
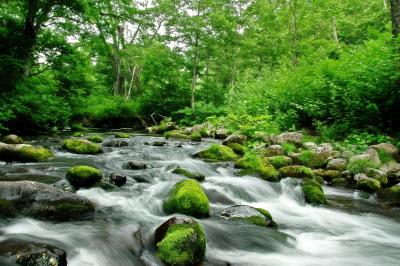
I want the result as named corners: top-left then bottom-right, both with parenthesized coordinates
top-left (2, 134), bottom-right (23, 144)
top-left (219, 205), bottom-right (277, 229)
top-left (0, 142), bottom-right (54, 162)
top-left (194, 144), bottom-right (238, 162)
top-left (66, 165), bottom-right (102, 188)
top-left (103, 139), bottom-right (129, 147)
top-left (172, 168), bottom-right (205, 181)
top-left (125, 162), bottom-right (150, 170)
top-left (63, 139), bottom-right (102, 154)
top-left (154, 216), bottom-right (206, 266)
top-left (302, 179), bottom-right (328, 205)
top-left (163, 179), bottom-right (209, 218)
top-left (0, 236), bottom-right (67, 266)
top-left (109, 173), bottom-right (127, 187)
top-left (234, 154), bottom-right (280, 182)
top-left (0, 181), bottom-right (95, 220)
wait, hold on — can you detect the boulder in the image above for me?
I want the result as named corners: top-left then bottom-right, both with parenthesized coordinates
top-left (219, 205), bottom-right (277, 229)
top-left (316, 170), bottom-right (341, 182)
top-left (279, 165), bottom-right (314, 179)
top-left (0, 236), bottom-right (67, 266)
top-left (0, 142), bottom-right (54, 162)
top-left (365, 168), bottom-right (388, 186)
top-left (2, 134), bottom-right (23, 144)
top-left (190, 132), bottom-right (202, 142)
top-left (109, 173), bottom-right (127, 187)
top-left (347, 152), bottom-right (380, 175)
top-left (303, 142), bottom-right (318, 150)
top-left (297, 150), bottom-right (328, 169)
top-left (0, 181), bottom-right (95, 220)
top-left (234, 154), bottom-right (280, 182)
top-left (87, 135), bottom-right (104, 143)
top-left (125, 162), bottom-right (150, 170)
top-left (377, 184), bottom-right (400, 206)
top-left (276, 132), bottom-right (303, 146)
top-left (163, 179), bottom-right (209, 218)
top-left (370, 143), bottom-right (399, 162)
top-left (66, 165), bottom-right (102, 188)
top-left (165, 130), bottom-right (190, 140)
top-left (151, 141), bottom-right (166, 147)
top-left (155, 216), bottom-right (206, 266)
top-left (263, 145), bottom-right (285, 157)
top-left (327, 158), bottom-right (347, 171)
top-left (115, 133), bottom-right (130, 138)
top-left (331, 178), bottom-right (349, 187)
top-left (63, 139), bottom-right (102, 154)
top-left (172, 168), bottom-right (205, 182)
top-left (266, 156), bottom-right (293, 168)
top-left (146, 120), bottom-right (177, 134)
top-left (226, 143), bottom-right (246, 155)
top-left (103, 139), bottom-right (129, 147)
top-left (222, 133), bottom-right (247, 145)
top-left (194, 144), bottom-right (238, 162)
top-left (215, 128), bottom-right (229, 139)
top-left (356, 178), bottom-right (381, 193)
top-left (302, 179), bottom-right (328, 205)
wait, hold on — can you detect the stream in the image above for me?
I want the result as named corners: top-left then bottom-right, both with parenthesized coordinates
top-left (1, 132), bottom-right (400, 266)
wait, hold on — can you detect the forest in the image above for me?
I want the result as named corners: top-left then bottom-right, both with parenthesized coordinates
top-left (1, 1), bottom-right (400, 266)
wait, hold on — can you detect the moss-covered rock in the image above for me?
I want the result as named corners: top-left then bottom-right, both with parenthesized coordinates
top-left (190, 132), bottom-right (202, 142)
top-left (2, 134), bottom-right (23, 144)
top-left (115, 133), bottom-right (130, 138)
top-left (73, 132), bottom-right (84, 137)
top-left (316, 170), bottom-right (342, 182)
top-left (146, 119), bottom-right (177, 134)
top-left (222, 133), bottom-right (247, 145)
top-left (356, 178), bottom-right (381, 193)
top-left (195, 144), bottom-right (238, 162)
top-left (267, 156), bottom-right (292, 168)
top-left (219, 205), bottom-right (277, 229)
top-left (279, 165), bottom-right (314, 179)
top-left (155, 216), bottom-right (206, 266)
top-left (377, 184), bottom-right (400, 205)
top-left (66, 166), bottom-right (102, 188)
top-left (164, 179), bottom-right (209, 218)
top-left (327, 158), bottom-right (347, 171)
top-left (0, 143), bottom-right (54, 162)
top-left (302, 179), bottom-right (328, 205)
top-left (87, 135), bottom-right (104, 143)
top-left (331, 178), bottom-right (349, 187)
top-left (234, 154), bottom-right (280, 182)
top-left (172, 168), bottom-right (205, 181)
top-left (297, 150), bottom-right (327, 168)
top-left (165, 130), bottom-right (190, 140)
top-left (227, 143), bottom-right (246, 155)
top-left (281, 142), bottom-right (297, 154)
top-left (263, 145), bottom-right (285, 157)
top-left (63, 139), bottom-right (102, 154)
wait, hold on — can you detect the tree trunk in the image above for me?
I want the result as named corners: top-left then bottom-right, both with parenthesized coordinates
top-left (390, 0), bottom-right (400, 37)
top-left (191, 34), bottom-right (199, 110)
top-left (332, 16), bottom-right (340, 48)
top-left (289, 0), bottom-right (299, 66)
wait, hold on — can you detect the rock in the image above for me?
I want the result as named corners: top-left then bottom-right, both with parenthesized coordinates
top-left (151, 141), bottom-right (166, 147)
top-left (276, 132), bottom-right (303, 146)
top-left (297, 150), bottom-right (328, 169)
top-left (266, 156), bottom-right (293, 168)
top-left (215, 128), bottom-right (229, 139)
top-left (0, 236), bottom-right (67, 266)
top-left (279, 165), bottom-right (314, 179)
top-left (163, 179), bottom-right (209, 218)
top-left (219, 205), bottom-right (277, 228)
top-left (370, 143), bottom-right (399, 162)
top-left (331, 178), bottom-right (349, 187)
top-left (155, 216), bottom-right (206, 266)
top-left (194, 144), bottom-right (238, 162)
top-left (222, 133), bottom-right (247, 145)
top-left (316, 170), bottom-right (341, 182)
top-left (165, 130), bottom-right (190, 140)
top-left (115, 133), bottom-right (130, 138)
top-left (377, 184), bottom-right (400, 206)
top-left (354, 173), bottom-right (369, 182)
top-left (0, 181), bottom-right (95, 220)
top-left (2, 134), bottom-right (23, 144)
top-left (66, 165), bottom-right (102, 188)
top-left (190, 132), bottom-right (202, 142)
top-left (347, 153), bottom-right (379, 175)
top-left (303, 142), bottom-right (318, 150)
top-left (302, 179), bottom-right (328, 205)
top-left (125, 162), bottom-right (150, 170)
top-left (109, 173), bottom-right (127, 186)
top-left (263, 145), bottom-right (285, 157)
top-left (234, 154), bottom-right (280, 182)
top-left (0, 142), bottom-right (54, 162)
top-left (316, 143), bottom-right (334, 154)
top-left (356, 178), bottom-right (381, 193)
top-left (327, 158), bottom-right (347, 171)
top-left (381, 162), bottom-right (400, 186)
top-left (365, 168), bottom-right (388, 186)
top-left (87, 135), bottom-right (103, 143)
top-left (103, 139), bottom-right (129, 147)
top-left (227, 143), bottom-right (246, 155)
top-left (204, 188), bottom-right (235, 205)
top-left (63, 139), bottom-right (102, 154)
top-left (172, 168), bottom-right (205, 181)
top-left (146, 120), bottom-right (177, 134)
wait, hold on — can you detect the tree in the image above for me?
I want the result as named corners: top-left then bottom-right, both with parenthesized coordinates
top-left (390, 0), bottom-right (400, 37)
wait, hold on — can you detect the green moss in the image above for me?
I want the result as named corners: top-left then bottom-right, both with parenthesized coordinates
top-left (73, 132), bottom-right (83, 137)
top-left (163, 180), bottom-right (210, 218)
top-left (235, 154), bottom-right (280, 182)
top-left (165, 131), bottom-right (190, 140)
top-left (227, 143), bottom-right (246, 155)
top-left (66, 165), bottom-right (102, 188)
top-left (298, 150), bottom-right (326, 168)
top-left (115, 133), bottom-right (130, 138)
top-left (190, 132), bottom-right (202, 142)
top-left (172, 168), bottom-right (205, 181)
top-left (18, 146), bottom-right (54, 162)
top-left (256, 208), bottom-right (273, 221)
top-left (87, 135), bottom-right (104, 143)
top-left (49, 201), bottom-right (95, 220)
top-left (63, 139), bottom-right (102, 154)
top-left (282, 142), bottom-right (297, 154)
top-left (356, 178), bottom-right (381, 193)
top-left (302, 179), bottom-right (328, 205)
top-left (347, 159), bottom-right (376, 174)
top-left (157, 223), bottom-right (206, 266)
top-left (195, 144), bottom-right (238, 161)
top-left (331, 178), bottom-right (348, 187)
top-left (267, 156), bottom-right (292, 168)
top-left (0, 199), bottom-right (15, 217)
top-left (279, 165), bottom-right (314, 179)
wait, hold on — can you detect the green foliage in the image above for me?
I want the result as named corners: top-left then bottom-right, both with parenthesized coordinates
top-left (377, 149), bottom-right (393, 164)
top-left (267, 156), bottom-right (292, 169)
top-left (282, 142), bottom-right (297, 154)
top-left (174, 102), bottom-right (226, 126)
top-left (338, 132), bottom-right (400, 153)
top-left (347, 159), bottom-right (376, 174)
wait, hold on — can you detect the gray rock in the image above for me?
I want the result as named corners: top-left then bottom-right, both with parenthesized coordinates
top-left (276, 132), bottom-right (303, 146)
top-left (303, 142), bottom-right (318, 150)
top-left (222, 133), bottom-right (247, 145)
top-left (219, 205), bottom-right (277, 228)
top-left (215, 128), bottom-right (229, 139)
top-left (327, 158), bottom-right (347, 171)
top-left (263, 145), bottom-right (284, 157)
top-left (370, 143), bottom-right (399, 162)
top-left (103, 139), bottom-right (129, 147)
top-left (0, 181), bottom-right (95, 220)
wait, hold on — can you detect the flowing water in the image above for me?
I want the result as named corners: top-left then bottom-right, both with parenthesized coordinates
top-left (1, 132), bottom-right (400, 266)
